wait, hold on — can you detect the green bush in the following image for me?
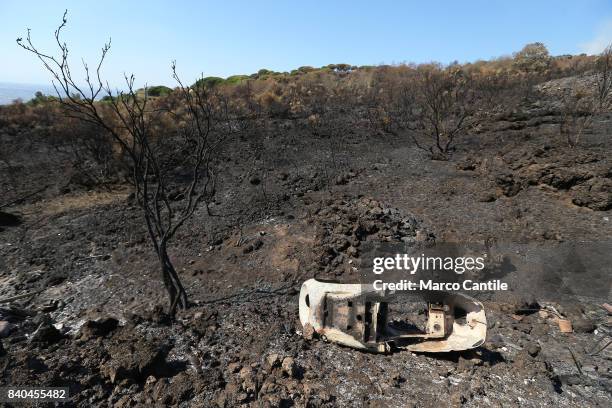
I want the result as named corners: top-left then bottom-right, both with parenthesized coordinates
top-left (26, 91), bottom-right (58, 106)
top-left (193, 76), bottom-right (224, 88)
top-left (146, 85), bottom-right (173, 97)
top-left (225, 75), bottom-right (250, 85)
top-left (257, 68), bottom-right (275, 76)
top-left (513, 42), bottom-right (551, 73)
top-left (290, 66), bottom-right (316, 75)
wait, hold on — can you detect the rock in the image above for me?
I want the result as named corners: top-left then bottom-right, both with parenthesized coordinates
top-left (538, 169), bottom-right (589, 190)
top-left (495, 173), bottom-right (522, 197)
top-left (281, 357), bottom-right (297, 378)
top-left (571, 177), bottom-right (612, 211)
top-left (79, 317), bottom-right (119, 340)
top-left (29, 323), bottom-right (63, 346)
top-left (302, 323), bottom-right (315, 340)
top-left (146, 372), bottom-right (196, 406)
top-left (239, 366), bottom-right (253, 381)
top-left (238, 366), bottom-right (257, 393)
top-left (266, 353), bottom-right (281, 368)
top-left (527, 343), bottom-right (541, 357)
top-left (571, 317), bottom-right (596, 333)
top-left (100, 340), bottom-right (168, 384)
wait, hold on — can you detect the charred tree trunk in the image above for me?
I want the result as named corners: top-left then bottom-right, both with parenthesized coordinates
top-left (158, 244), bottom-right (188, 314)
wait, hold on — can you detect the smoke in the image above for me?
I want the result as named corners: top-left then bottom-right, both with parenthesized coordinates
top-left (581, 18), bottom-right (612, 55)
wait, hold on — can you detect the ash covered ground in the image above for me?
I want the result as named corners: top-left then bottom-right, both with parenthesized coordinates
top-left (0, 74), bottom-right (611, 407)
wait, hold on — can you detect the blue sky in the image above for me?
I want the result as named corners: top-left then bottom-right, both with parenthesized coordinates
top-left (1, 0), bottom-right (612, 88)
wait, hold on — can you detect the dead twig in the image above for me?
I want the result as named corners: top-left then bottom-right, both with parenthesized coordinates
top-left (589, 339), bottom-right (612, 356)
top-left (567, 347), bottom-right (583, 376)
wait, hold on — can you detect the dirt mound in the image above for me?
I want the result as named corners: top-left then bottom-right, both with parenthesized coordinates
top-left (306, 196), bottom-right (427, 280)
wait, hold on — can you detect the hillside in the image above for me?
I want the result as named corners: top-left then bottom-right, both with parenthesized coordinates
top-left (0, 51), bottom-right (611, 406)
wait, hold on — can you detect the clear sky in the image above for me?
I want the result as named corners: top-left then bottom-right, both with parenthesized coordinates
top-left (1, 0), bottom-right (612, 88)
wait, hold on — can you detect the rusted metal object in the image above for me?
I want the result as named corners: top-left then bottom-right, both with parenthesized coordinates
top-left (299, 279), bottom-right (487, 353)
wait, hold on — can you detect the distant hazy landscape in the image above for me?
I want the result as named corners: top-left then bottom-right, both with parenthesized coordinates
top-left (0, 82), bottom-right (55, 105)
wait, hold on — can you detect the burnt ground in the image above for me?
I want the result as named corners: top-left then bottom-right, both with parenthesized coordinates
top-left (1, 82), bottom-right (612, 407)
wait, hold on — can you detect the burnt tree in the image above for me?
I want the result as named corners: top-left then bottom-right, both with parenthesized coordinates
top-left (370, 64), bottom-right (483, 159)
top-left (18, 11), bottom-right (232, 314)
top-left (560, 44), bottom-right (612, 147)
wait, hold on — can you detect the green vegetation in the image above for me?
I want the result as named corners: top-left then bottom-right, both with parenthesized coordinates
top-left (146, 85), bottom-right (173, 97)
top-left (290, 66), bottom-right (316, 75)
top-left (193, 76), bottom-right (225, 88)
top-left (257, 68), bottom-right (277, 76)
top-left (513, 42), bottom-right (551, 73)
top-left (225, 75), bottom-right (250, 85)
top-left (27, 91), bottom-right (58, 106)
